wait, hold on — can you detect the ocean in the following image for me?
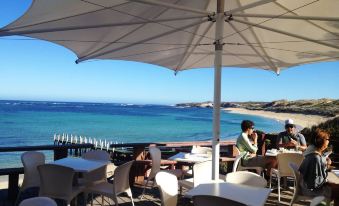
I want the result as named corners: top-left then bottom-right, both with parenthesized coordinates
top-left (0, 100), bottom-right (283, 167)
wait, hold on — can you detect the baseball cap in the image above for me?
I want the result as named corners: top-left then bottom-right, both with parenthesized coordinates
top-left (285, 119), bottom-right (295, 127)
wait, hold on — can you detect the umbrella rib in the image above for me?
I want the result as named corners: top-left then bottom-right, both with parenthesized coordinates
top-left (0, 16), bottom-right (205, 37)
top-left (225, 0), bottom-right (278, 14)
top-left (272, 1), bottom-right (339, 38)
top-left (126, 0), bottom-right (213, 15)
top-left (233, 18), bottom-right (339, 50)
top-left (231, 13), bottom-right (339, 22)
top-left (0, 36), bottom-right (215, 46)
top-left (246, 43), bottom-right (339, 59)
top-left (76, 0), bottom-right (214, 58)
top-left (229, 0), bottom-right (279, 72)
top-left (175, 22), bottom-right (214, 72)
top-left (76, 19), bottom-right (209, 63)
top-left (106, 45), bottom-right (192, 59)
top-left (3, 2), bottom-right (130, 32)
top-left (78, 0), bottom-right (183, 63)
top-left (222, 0), bottom-right (321, 41)
top-left (174, 0), bottom-right (213, 72)
top-left (175, 23), bottom-right (213, 72)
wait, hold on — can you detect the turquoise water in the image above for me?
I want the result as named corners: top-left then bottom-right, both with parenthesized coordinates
top-left (0, 100), bottom-right (283, 167)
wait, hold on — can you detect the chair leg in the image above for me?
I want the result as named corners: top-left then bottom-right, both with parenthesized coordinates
top-left (278, 175), bottom-right (281, 202)
top-left (91, 193), bottom-right (94, 206)
top-left (127, 189), bottom-right (135, 206)
top-left (112, 195), bottom-right (119, 206)
top-left (140, 178), bottom-right (150, 199)
top-left (101, 195), bottom-right (104, 206)
top-left (269, 170), bottom-right (274, 188)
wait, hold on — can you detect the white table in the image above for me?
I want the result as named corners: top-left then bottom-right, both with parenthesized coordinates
top-left (52, 157), bottom-right (108, 173)
top-left (168, 152), bottom-right (211, 163)
top-left (265, 149), bottom-right (302, 157)
top-left (185, 182), bottom-right (271, 206)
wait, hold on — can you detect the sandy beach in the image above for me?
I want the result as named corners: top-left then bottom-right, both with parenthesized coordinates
top-left (223, 107), bottom-right (331, 129)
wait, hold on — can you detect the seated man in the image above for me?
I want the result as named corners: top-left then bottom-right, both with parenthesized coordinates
top-left (236, 120), bottom-right (276, 176)
top-left (277, 119), bottom-right (307, 151)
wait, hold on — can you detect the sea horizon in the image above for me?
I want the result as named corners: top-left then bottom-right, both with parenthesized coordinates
top-left (0, 99), bottom-right (283, 167)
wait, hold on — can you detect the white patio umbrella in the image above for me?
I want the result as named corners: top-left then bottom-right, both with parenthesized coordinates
top-left (1, 0), bottom-right (339, 179)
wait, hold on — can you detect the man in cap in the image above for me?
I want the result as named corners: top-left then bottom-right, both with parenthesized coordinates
top-left (277, 119), bottom-right (307, 151)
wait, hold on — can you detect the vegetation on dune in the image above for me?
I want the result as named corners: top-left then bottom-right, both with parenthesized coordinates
top-left (301, 116), bottom-right (339, 148)
top-left (177, 99), bottom-right (339, 117)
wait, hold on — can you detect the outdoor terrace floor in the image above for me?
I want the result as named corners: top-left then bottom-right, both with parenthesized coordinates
top-left (0, 183), bottom-right (312, 206)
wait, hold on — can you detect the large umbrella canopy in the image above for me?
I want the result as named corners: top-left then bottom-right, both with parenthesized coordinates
top-left (1, 0), bottom-right (339, 179)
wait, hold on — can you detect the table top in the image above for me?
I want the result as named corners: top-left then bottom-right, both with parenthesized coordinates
top-left (265, 149), bottom-right (302, 157)
top-left (51, 157), bottom-right (108, 173)
top-left (168, 152), bottom-right (211, 163)
top-left (185, 182), bottom-right (271, 206)
top-left (328, 170), bottom-right (339, 184)
top-left (109, 142), bottom-right (165, 148)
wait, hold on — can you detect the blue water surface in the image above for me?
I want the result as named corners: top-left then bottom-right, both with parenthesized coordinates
top-left (0, 100), bottom-right (283, 167)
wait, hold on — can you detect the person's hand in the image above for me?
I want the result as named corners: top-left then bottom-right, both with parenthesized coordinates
top-left (249, 153), bottom-right (256, 158)
top-left (326, 157), bottom-right (332, 166)
top-left (251, 132), bottom-right (258, 145)
top-left (290, 139), bottom-right (298, 146)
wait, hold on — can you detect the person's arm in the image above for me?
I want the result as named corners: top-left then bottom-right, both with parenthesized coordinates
top-left (240, 133), bottom-right (258, 154)
top-left (301, 155), bottom-right (327, 190)
top-left (297, 133), bottom-right (307, 151)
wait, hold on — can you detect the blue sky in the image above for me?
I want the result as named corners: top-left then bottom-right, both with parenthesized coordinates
top-left (0, 1), bottom-right (338, 105)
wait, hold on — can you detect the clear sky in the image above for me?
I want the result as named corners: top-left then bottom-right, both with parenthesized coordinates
top-left (0, 1), bottom-right (338, 105)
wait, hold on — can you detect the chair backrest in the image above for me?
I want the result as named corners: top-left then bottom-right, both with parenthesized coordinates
top-left (192, 195), bottom-right (246, 206)
top-left (114, 160), bottom-right (134, 194)
top-left (38, 164), bottom-right (75, 201)
top-left (82, 150), bottom-right (110, 161)
top-left (148, 147), bottom-right (161, 180)
top-left (193, 160), bottom-right (212, 187)
top-left (82, 150), bottom-right (110, 181)
top-left (21, 151), bottom-right (45, 190)
top-left (19, 197), bottom-right (57, 206)
top-left (232, 155), bottom-right (242, 172)
top-left (289, 162), bottom-right (302, 205)
top-left (277, 153), bottom-right (304, 177)
top-left (155, 171), bottom-right (178, 206)
top-left (225, 171), bottom-right (267, 188)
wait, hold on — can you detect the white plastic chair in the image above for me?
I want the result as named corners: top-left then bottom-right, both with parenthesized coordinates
top-left (178, 160), bottom-right (222, 192)
top-left (289, 163), bottom-right (314, 206)
top-left (19, 197), bottom-right (57, 206)
top-left (81, 150), bottom-right (113, 185)
top-left (270, 153), bottom-right (304, 202)
top-left (310, 196), bottom-right (325, 206)
top-left (225, 171), bottom-right (267, 188)
top-left (21, 151), bottom-right (46, 191)
top-left (155, 171), bottom-right (178, 206)
top-left (192, 195), bottom-right (246, 206)
top-left (141, 147), bottom-right (182, 198)
top-left (86, 160), bottom-right (135, 206)
top-left (184, 146), bottom-right (212, 176)
top-left (38, 164), bottom-right (85, 206)
top-left (16, 151), bottom-right (46, 205)
top-left (233, 147), bottom-right (263, 175)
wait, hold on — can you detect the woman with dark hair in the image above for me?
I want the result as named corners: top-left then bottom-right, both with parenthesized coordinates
top-left (236, 120), bottom-right (276, 176)
top-left (299, 129), bottom-right (332, 199)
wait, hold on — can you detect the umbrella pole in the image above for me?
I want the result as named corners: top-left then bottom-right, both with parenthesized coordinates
top-left (212, 0), bottom-right (224, 180)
